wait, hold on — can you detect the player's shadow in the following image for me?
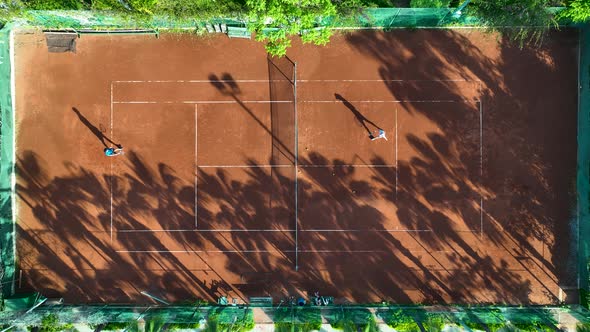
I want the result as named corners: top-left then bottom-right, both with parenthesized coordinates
top-left (335, 93), bottom-right (382, 138)
top-left (208, 73), bottom-right (241, 96)
top-left (71, 107), bottom-right (121, 148)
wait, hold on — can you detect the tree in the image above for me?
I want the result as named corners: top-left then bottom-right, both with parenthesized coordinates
top-left (468, 0), bottom-right (557, 46)
top-left (410, 0), bottom-right (451, 8)
top-left (153, 0), bottom-right (246, 20)
top-left (559, 0), bottom-right (590, 23)
top-left (246, 0), bottom-right (337, 57)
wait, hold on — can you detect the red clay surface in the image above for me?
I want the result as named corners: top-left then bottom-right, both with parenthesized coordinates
top-left (14, 28), bottom-right (578, 304)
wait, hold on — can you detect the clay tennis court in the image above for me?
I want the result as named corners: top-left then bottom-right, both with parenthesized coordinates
top-left (14, 28), bottom-right (578, 304)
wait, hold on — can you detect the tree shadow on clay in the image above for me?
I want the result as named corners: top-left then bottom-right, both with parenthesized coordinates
top-left (15, 31), bottom-right (578, 305)
top-left (15, 136), bottom-right (534, 305)
top-left (204, 73), bottom-right (534, 304)
top-left (345, 28), bottom-right (578, 303)
top-left (16, 150), bottom-right (247, 303)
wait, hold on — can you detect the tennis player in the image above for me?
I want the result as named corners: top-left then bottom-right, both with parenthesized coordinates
top-left (371, 129), bottom-right (388, 141)
top-left (104, 146), bottom-right (124, 157)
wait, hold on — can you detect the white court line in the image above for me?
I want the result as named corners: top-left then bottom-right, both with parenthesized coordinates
top-left (112, 100), bottom-right (480, 105)
top-left (116, 249), bottom-right (389, 253)
top-left (113, 79), bottom-right (482, 83)
top-left (115, 228), bottom-right (434, 232)
top-left (112, 100), bottom-right (292, 104)
top-left (199, 105), bottom-right (201, 230)
top-left (395, 107), bottom-right (398, 200)
top-left (114, 79), bottom-right (286, 83)
top-left (303, 100), bottom-right (478, 103)
top-left (294, 61), bottom-right (299, 271)
top-left (301, 164), bottom-right (396, 168)
top-left (115, 249), bottom-right (461, 254)
top-left (117, 228), bottom-right (296, 232)
top-left (479, 98), bottom-right (484, 239)
top-left (300, 79), bottom-right (482, 83)
top-left (300, 229), bottom-right (433, 232)
top-left (110, 81), bottom-right (114, 243)
top-left (197, 165), bottom-right (293, 168)
top-left (196, 164), bottom-right (396, 168)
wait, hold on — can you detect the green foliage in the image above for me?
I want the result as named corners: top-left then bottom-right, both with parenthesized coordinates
top-left (468, 0), bottom-right (558, 46)
top-left (329, 309), bottom-right (378, 332)
top-left (511, 322), bottom-right (555, 332)
top-left (273, 307), bottom-right (322, 332)
top-left (559, 0), bottom-right (590, 23)
top-left (274, 321), bottom-right (322, 332)
top-left (0, 0), bottom-right (25, 23)
top-left (463, 317), bottom-right (505, 332)
top-left (378, 309), bottom-right (419, 332)
top-left (410, 0), bottom-right (450, 8)
top-left (246, 0), bottom-right (337, 56)
top-left (127, 0), bottom-right (157, 14)
top-left (581, 288), bottom-right (590, 309)
top-left (421, 314), bottom-right (445, 332)
top-left (145, 317), bottom-right (166, 332)
top-left (154, 0), bottom-right (245, 20)
top-left (89, 0), bottom-right (127, 10)
top-left (509, 312), bottom-right (558, 332)
top-left (22, 0), bottom-right (87, 10)
top-left (255, 28), bottom-right (290, 57)
top-left (205, 308), bottom-right (255, 332)
top-left (578, 323), bottom-right (590, 332)
top-left (3, 0), bottom-right (248, 21)
top-left (332, 0), bottom-right (364, 15)
top-left (167, 322), bottom-right (202, 330)
top-left (300, 27), bottom-right (332, 45)
top-left (464, 320), bottom-right (485, 330)
top-left (91, 322), bottom-right (134, 331)
top-left (124, 321), bottom-right (141, 332)
top-left (27, 314), bottom-right (74, 332)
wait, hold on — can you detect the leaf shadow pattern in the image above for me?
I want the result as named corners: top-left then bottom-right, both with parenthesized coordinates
top-left (14, 29), bottom-right (577, 305)
top-left (345, 28), bottom-right (578, 303)
top-left (16, 120), bottom-right (535, 304)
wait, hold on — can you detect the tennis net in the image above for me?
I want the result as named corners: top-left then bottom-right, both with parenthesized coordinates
top-left (267, 55), bottom-right (298, 270)
top-left (268, 55), bottom-right (296, 166)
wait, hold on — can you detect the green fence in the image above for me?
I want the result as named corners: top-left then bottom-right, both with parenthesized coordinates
top-left (0, 304), bottom-right (583, 330)
top-left (8, 7), bottom-right (569, 32)
top-left (579, 23), bottom-right (590, 309)
top-left (0, 23), bottom-right (15, 300)
top-left (0, 6), bottom-right (588, 330)
top-left (7, 8), bottom-right (478, 31)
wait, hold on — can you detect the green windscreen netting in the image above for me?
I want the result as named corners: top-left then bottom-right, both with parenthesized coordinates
top-left (0, 7), bottom-right (588, 330)
top-left (0, 305), bottom-right (579, 327)
top-left (579, 23), bottom-right (590, 304)
top-left (19, 8), bottom-right (479, 31)
top-left (0, 23), bottom-right (15, 300)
